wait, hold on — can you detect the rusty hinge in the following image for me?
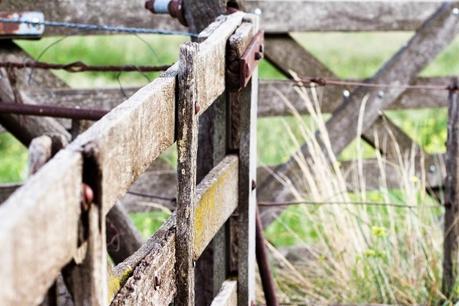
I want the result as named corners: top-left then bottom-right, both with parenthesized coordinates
top-left (239, 30), bottom-right (264, 89)
top-left (0, 12), bottom-right (45, 39)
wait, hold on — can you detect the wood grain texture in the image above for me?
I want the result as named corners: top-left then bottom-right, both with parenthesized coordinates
top-left (176, 41), bottom-right (199, 306)
top-left (193, 13), bottom-right (245, 116)
top-left (111, 216), bottom-right (176, 306)
top-left (210, 281), bottom-right (238, 306)
top-left (245, 0), bottom-right (443, 32)
top-left (443, 80), bottom-right (459, 298)
top-left (193, 155), bottom-right (239, 259)
top-left (0, 0), bottom-right (186, 36)
top-left (0, 150), bottom-right (82, 306)
top-left (28, 135), bottom-right (53, 175)
top-left (69, 65), bottom-right (177, 214)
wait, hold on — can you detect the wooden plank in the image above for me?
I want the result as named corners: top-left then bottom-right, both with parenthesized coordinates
top-left (110, 216), bottom-right (176, 305)
top-left (258, 78), bottom-right (450, 117)
top-left (443, 80), bottom-right (459, 298)
top-left (68, 64), bottom-right (177, 214)
top-left (0, 0), bottom-right (186, 36)
top-left (0, 150), bottom-right (82, 306)
top-left (246, 0), bottom-right (443, 32)
top-left (258, 3), bottom-right (459, 227)
top-left (193, 12), bottom-right (245, 116)
top-left (193, 155), bottom-right (239, 259)
top-left (210, 281), bottom-right (238, 306)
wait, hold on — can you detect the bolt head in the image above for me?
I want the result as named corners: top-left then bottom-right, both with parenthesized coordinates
top-left (342, 90), bottom-right (350, 98)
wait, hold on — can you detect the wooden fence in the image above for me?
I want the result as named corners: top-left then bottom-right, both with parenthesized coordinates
top-left (1, 0), bottom-right (459, 305)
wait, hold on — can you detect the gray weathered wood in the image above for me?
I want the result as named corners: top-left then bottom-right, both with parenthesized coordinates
top-left (0, 150), bottom-right (82, 306)
top-left (443, 80), bottom-right (459, 298)
top-left (193, 155), bottom-right (239, 259)
top-left (210, 281), bottom-right (238, 306)
top-left (69, 65), bottom-right (177, 214)
top-left (259, 3), bottom-right (459, 226)
top-left (245, 0), bottom-right (444, 32)
top-left (28, 135), bottom-right (53, 175)
top-left (111, 216), bottom-right (176, 306)
top-left (176, 40), bottom-right (200, 306)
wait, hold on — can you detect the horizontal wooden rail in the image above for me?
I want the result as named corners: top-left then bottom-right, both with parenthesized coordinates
top-left (0, 150), bottom-right (82, 306)
top-left (68, 65), bottom-right (177, 214)
top-left (193, 155), bottom-right (239, 259)
top-left (0, 1), bottom-right (444, 35)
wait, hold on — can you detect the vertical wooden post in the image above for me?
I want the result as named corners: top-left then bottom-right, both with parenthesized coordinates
top-left (443, 77), bottom-right (459, 299)
top-left (176, 42), bottom-right (200, 306)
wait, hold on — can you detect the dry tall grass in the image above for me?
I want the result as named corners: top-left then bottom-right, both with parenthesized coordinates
top-left (263, 84), bottom-right (449, 305)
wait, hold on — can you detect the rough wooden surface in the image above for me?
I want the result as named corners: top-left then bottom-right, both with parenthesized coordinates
top-left (210, 281), bottom-right (238, 306)
top-left (176, 41), bottom-right (200, 306)
top-left (193, 156), bottom-right (239, 259)
top-left (69, 65), bottom-right (177, 214)
top-left (28, 135), bottom-right (53, 175)
top-left (443, 80), bottom-right (459, 298)
top-left (111, 216), bottom-right (176, 306)
top-left (193, 13), bottom-right (245, 116)
top-left (0, 150), bottom-right (82, 306)
top-left (245, 0), bottom-right (443, 32)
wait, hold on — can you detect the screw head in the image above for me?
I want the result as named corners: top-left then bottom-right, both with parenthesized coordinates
top-left (342, 89), bottom-right (350, 98)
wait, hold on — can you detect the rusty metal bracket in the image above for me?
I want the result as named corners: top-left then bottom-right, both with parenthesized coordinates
top-left (239, 31), bottom-right (264, 89)
top-left (0, 12), bottom-right (45, 39)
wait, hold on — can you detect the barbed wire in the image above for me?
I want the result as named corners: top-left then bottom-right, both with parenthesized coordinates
top-left (293, 77), bottom-right (457, 92)
top-left (0, 61), bottom-right (172, 73)
top-left (0, 17), bottom-right (197, 37)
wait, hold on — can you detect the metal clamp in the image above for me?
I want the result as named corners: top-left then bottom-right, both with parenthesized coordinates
top-left (0, 12), bottom-right (45, 39)
top-left (145, 0), bottom-right (188, 27)
top-left (239, 31), bottom-right (264, 89)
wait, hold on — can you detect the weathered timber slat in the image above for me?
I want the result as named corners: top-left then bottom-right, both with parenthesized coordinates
top-left (0, 150), bottom-right (82, 306)
top-left (193, 155), bottom-right (239, 259)
top-left (245, 0), bottom-right (444, 32)
top-left (193, 12), bottom-right (245, 116)
top-left (68, 64), bottom-right (177, 214)
top-left (111, 216), bottom-right (176, 306)
top-left (210, 281), bottom-right (238, 306)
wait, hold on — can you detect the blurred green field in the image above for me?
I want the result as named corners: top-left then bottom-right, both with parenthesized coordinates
top-left (1, 32), bottom-right (457, 238)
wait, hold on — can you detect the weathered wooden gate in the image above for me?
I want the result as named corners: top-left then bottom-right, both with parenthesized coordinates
top-left (0, 8), bottom-right (260, 306)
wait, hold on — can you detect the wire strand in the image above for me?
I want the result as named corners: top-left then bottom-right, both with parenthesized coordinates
top-left (258, 200), bottom-right (441, 209)
top-left (0, 17), bottom-right (197, 37)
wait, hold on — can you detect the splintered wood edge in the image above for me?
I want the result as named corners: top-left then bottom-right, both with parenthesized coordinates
top-left (0, 150), bottom-right (82, 305)
top-left (193, 155), bottom-right (239, 259)
top-left (210, 280), bottom-right (237, 306)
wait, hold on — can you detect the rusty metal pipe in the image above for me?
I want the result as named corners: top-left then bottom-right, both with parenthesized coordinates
top-left (0, 102), bottom-right (107, 121)
top-left (145, 0), bottom-right (188, 26)
top-left (256, 209), bottom-right (279, 306)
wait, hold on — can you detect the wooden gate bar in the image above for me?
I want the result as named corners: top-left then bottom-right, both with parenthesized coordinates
top-left (0, 150), bottom-right (82, 306)
top-left (193, 155), bottom-right (239, 259)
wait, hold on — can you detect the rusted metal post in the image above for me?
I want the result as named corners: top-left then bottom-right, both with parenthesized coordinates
top-left (256, 210), bottom-right (279, 306)
top-left (443, 77), bottom-right (459, 299)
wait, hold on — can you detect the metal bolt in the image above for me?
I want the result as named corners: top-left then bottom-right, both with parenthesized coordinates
top-left (254, 8), bottom-right (262, 15)
top-left (453, 7), bottom-right (459, 15)
top-left (377, 90), bottom-right (385, 99)
top-left (429, 165), bottom-right (436, 173)
top-left (342, 89), bottom-right (350, 98)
